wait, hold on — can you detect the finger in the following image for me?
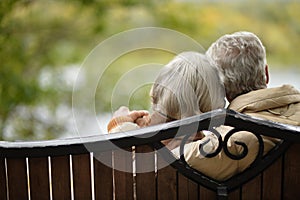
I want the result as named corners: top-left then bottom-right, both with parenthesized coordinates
top-left (129, 110), bottom-right (149, 121)
top-left (135, 118), bottom-right (146, 127)
top-left (143, 115), bottom-right (151, 125)
top-left (136, 116), bottom-right (151, 127)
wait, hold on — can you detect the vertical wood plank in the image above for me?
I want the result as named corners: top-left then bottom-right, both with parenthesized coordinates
top-left (187, 179), bottom-right (199, 200)
top-left (51, 155), bottom-right (71, 199)
top-left (241, 175), bottom-right (261, 200)
top-left (29, 157), bottom-right (50, 200)
top-left (0, 158), bottom-right (7, 200)
top-left (178, 174), bottom-right (188, 200)
top-left (73, 154), bottom-right (92, 199)
top-left (262, 157), bottom-right (282, 200)
top-left (135, 145), bottom-right (156, 200)
top-left (283, 143), bottom-right (300, 200)
top-left (199, 185), bottom-right (215, 200)
top-left (178, 173), bottom-right (198, 200)
top-left (113, 147), bottom-right (134, 200)
top-left (6, 158), bottom-right (28, 200)
top-left (94, 151), bottom-right (113, 200)
top-left (157, 151), bottom-right (177, 200)
top-left (228, 188), bottom-right (240, 200)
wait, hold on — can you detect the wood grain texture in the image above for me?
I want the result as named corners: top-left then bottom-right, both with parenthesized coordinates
top-left (228, 188), bottom-right (241, 200)
top-left (51, 156), bottom-right (71, 199)
top-left (283, 143), bottom-right (300, 200)
top-left (72, 154), bottom-right (92, 199)
top-left (94, 151), bottom-right (113, 200)
top-left (178, 173), bottom-right (198, 200)
top-left (113, 147), bottom-right (134, 200)
top-left (0, 158), bottom-right (7, 200)
top-left (135, 145), bottom-right (156, 200)
top-left (6, 158), bottom-right (28, 200)
top-left (199, 185), bottom-right (216, 200)
top-left (241, 175), bottom-right (261, 200)
top-left (262, 157), bottom-right (282, 200)
top-left (29, 157), bottom-right (50, 200)
top-left (157, 152), bottom-right (177, 200)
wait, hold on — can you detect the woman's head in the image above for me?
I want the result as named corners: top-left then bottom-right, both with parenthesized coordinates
top-left (150, 51), bottom-right (225, 121)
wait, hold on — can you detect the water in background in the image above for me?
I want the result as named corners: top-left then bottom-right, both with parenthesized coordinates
top-left (269, 68), bottom-right (300, 90)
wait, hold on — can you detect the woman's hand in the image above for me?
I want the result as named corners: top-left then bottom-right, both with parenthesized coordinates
top-left (112, 106), bottom-right (151, 127)
top-left (129, 110), bottom-right (151, 127)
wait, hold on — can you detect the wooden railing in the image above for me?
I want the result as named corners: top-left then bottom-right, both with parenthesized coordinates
top-left (0, 109), bottom-right (300, 200)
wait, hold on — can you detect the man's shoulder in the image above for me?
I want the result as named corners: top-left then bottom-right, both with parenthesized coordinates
top-left (228, 84), bottom-right (300, 112)
top-left (228, 84), bottom-right (300, 126)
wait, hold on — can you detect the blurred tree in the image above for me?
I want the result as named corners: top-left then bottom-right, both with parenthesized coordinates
top-left (0, 0), bottom-right (147, 140)
top-left (0, 0), bottom-right (102, 140)
top-left (153, 1), bottom-right (300, 64)
top-left (0, 0), bottom-right (299, 140)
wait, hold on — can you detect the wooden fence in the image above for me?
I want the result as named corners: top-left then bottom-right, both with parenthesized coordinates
top-left (0, 109), bottom-right (299, 200)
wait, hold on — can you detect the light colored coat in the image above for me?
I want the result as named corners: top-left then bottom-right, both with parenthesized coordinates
top-left (229, 84), bottom-right (300, 126)
top-left (174, 85), bottom-right (300, 181)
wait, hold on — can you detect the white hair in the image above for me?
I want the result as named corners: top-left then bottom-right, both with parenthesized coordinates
top-left (206, 31), bottom-right (267, 101)
top-left (150, 51), bottom-right (225, 120)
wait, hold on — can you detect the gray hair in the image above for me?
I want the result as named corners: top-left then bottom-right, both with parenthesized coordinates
top-left (150, 51), bottom-right (225, 120)
top-left (206, 31), bottom-right (267, 101)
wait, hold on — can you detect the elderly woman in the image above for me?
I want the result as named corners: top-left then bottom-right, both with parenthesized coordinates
top-left (107, 51), bottom-right (225, 134)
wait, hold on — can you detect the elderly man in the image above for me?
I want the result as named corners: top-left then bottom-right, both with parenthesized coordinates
top-left (175, 32), bottom-right (300, 181)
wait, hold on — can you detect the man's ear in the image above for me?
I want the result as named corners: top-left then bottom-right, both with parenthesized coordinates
top-left (265, 64), bottom-right (269, 84)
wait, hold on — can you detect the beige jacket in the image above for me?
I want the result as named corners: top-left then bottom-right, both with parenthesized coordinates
top-left (173, 85), bottom-right (300, 181)
top-left (229, 84), bottom-right (300, 126)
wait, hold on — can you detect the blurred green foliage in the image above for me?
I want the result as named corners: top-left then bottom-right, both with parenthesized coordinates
top-left (0, 0), bottom-right (299, 140)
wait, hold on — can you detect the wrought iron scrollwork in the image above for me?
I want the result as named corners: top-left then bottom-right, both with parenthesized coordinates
top-left (151, 109), bottom-right (297, 199)
top-left (198, 128), bottom-right (223, 158)
top-left (223, 128), bottom-right (264, 162)
top-left (179, 127), bottom-right (265, 164)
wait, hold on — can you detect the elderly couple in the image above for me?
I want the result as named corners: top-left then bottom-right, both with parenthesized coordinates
top-left (107, 31), bottom-right (300, 180)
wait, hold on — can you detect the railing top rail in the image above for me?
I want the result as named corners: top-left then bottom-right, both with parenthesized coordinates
top-left (1, 109), bottom-right (299, 158)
